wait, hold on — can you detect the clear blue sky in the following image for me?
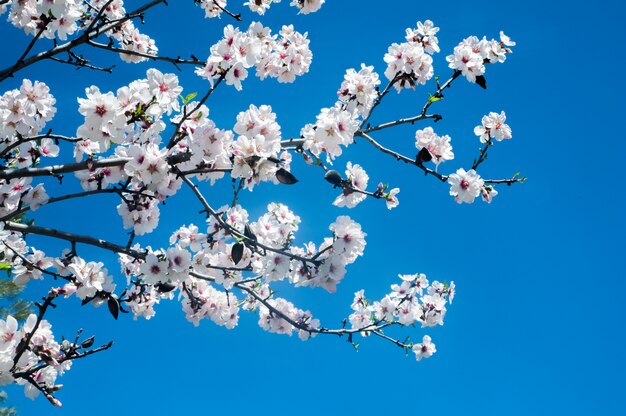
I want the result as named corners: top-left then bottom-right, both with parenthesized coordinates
top-left (2, 0), bottom-right (625, 414)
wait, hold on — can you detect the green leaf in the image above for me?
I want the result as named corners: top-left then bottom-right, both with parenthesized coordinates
top-left (182, 92), bottom-right (198, 105)
top-left (427, 94), bottom-right (442, 104)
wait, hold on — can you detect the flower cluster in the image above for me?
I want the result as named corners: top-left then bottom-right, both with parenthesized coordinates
top-left (116, 203), bottom-right (367, 326)
top-left (337, 64), bottom-right (381, 116)
top-left (72, 69), bottom-right (195, 234)
top-left (6, 0), bottom-right (85, 40)
top-left (333, 162), bottom-right (369, 208)
top-left (0, 173), bottom-right (53, 217)
top-left (116, 194), bottom-right (162, 236)
top-left (415, 126), bottom-right (454, 167)
top-left (180, 277), bottom-right (240, 328)
top-left (124, 144), bottom-right (180, 196)
top-left (384, 20), bottom-right (439, 91)
top-left (0, 7), bottom-right (529, 407)
top-left (230, 104), bottom-right (289, 190)
top-left (249, 203), bottom-right (301, 281)
top-left (0, 80), bottom-right (57, 156)
top-left (60, 257), bottom-right (117, 303)
top-left (76, 68), bottom-right (180, 156)
top-left (348, 274), bottom-right (454, 360)
top-left (245, 0), bottom-right (281, 15)
top-left (301, 104), bottom-right (359, 162)
top-left (197, 0), bottom-right (228, 18)
top-left (179, 116), bottom-right (234, 185)
top-left (0, 314), bottom-right (69, 404)
top-left (10, 248), bottom-right (53, 286)
top-left (405, 20), bottom-right (440, 54)
top-left (89, 0), bottom-right (158, 63)
top-left (474, 111), bottom-right (512, 143)
top-left (199, 0), bottom-right (324, 17)
top-left (289, 0), bottom-right (325, 14)
top-left (5, 0), bottom-right (158, 62)
top-left (291, 215), bottom-right (367, 293)
top-left (257, 297), bottom-right (320, 340)
top-left (139, 247), bottom-right (192, 286)
top-left (196, 22), bottom-right (312, 90)
top-left (446, 32), bottom-right (515, 83)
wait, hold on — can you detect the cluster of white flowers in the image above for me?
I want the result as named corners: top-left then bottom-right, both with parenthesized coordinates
top-left (196, 22), bottom-right (312, 90)
top-left (333, 162), bottom-right (369, 208)
top-left (196, 0), bottom-right (227, 18)
top-left (257, 24), bottom-right (312, 83)
top-left (179, 117), bottom-right (234, 185)
top-left (200, 0), bottom-right (324, 18)
top-left (291, 215), bottom-right (367, 293)
top-left (60, 257), bottom-right (117, 302)
top-left (72, 69), bottom-right (193, 234)
top-left (249, 203), bottom-right (301, 281)
top-left (116, 194), bottom-right (161, 235)
top-left (244, 0), bottom-right (281, 15)
top-left (76, 68), bottom-right (180, 156)
top-left (89, 0), bottom-right (158, 63)
top-left (230, 104), bottom-right (288, 190)
top-left (180, 277), bottom-right (240, 329)
top-left (5, 0), bottom-right (157, 62)
top-left (124, 144), bottom-right (180, 196)
top-left (258, 297), bottom-right (320, 340)
top-left (301, 104), bottom-right (359, 162)
top-left (123, 283), bottom-right (168, 320)
top-left (10, 248), bottom-right (53, 286)
top-left (0, 7), bottom-right (527, 407)
top-left (415, 126), bottom-right (454, 167)
top-left (405, 20), bottom-right (440, 54)
top-left (474, 111), bottom-right (512, 143)
top-left (0, 314), bottom-right (69, 404)
top-left (139, 247), bottom-right (192, 286)
top-left (6, 0), bottom-right (85, 40)
top-left (116, 204), bottom-right (367, 326)
top-left (0, 80), bottom-right (57, 155)
top-left (446, 32), bottom-right (515, 83)
top-left (74, 163), bottom-right (126, 192)
top-left (337, 64), bottom-right (381, 116)
top-left (289, 0), bottom-right (325, 14)
top-left (348, 274), bottom-right (454, 359)
top-left (384, 20), bottom-right (439, 91)
top-left (0, 79), bottom-right (58, 217)
top-left (117, 249), bottom-right (177, 320)
top-left (76, 86), bottom-right (126, 153)
top-left (0, 177), bottom-right (50, 217)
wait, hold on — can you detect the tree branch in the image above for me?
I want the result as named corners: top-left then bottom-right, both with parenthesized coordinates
top-left (4, 222), bottom-right (145, 259)
top-left (0, 157), bottom-right (128, 181)
top-left (357, 132), bottom-right (447, 182)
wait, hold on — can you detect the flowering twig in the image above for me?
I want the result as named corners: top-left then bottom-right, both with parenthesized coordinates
top-left (167, 74), bottom-right (225, 149)
top-left (87, 40), bottom-right (204, 69)
top-left (0, 0), bottom-right (168, 82)
top-left (357, 132), bottom-right (447, 181)
top-left (178, 173), bottom-right (320, 265)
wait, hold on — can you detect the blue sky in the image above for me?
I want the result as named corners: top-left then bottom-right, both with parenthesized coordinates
top-left (2, 0), bottom-right (625, 414)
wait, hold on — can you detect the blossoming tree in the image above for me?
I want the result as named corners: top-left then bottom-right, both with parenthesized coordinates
top-left (0, 0), bottom-right (524, 407)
